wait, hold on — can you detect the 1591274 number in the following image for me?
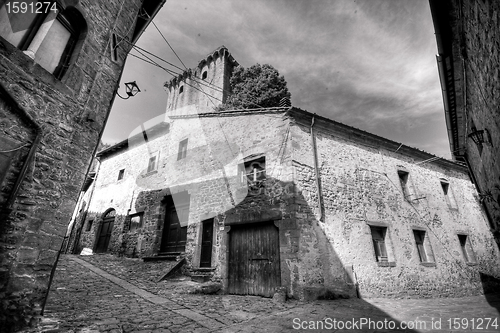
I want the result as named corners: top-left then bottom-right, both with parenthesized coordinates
top-left (5, 1), bottom-right (57, 14)
top-left (447, 317), bottom-right (499, 330)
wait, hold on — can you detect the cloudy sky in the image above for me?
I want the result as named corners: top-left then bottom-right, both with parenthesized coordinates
top-left (105, 0), bottom-right (451, 159)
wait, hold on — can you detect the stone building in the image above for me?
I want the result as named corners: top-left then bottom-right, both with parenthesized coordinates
top-left (429, 0), bottom-right (500, 247)
top-left (71, 47), bottom-right (500, 301)
top-left (0, 0), bottom-right (165, 330)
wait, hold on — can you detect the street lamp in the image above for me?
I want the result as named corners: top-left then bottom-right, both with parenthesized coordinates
top-left (117, 81), bottom-right (141, 99)
top-left (468, 128), bottom-right (491, 146)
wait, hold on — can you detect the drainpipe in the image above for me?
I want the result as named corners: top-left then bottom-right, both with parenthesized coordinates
top-left (310, 114), bottom-right (324, 222)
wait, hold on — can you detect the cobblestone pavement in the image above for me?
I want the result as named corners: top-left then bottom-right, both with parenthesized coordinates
top-left (23, 254), bottom-right (500, 333)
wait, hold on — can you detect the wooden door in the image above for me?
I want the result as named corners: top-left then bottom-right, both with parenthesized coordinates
top-left (200, 219), bottom-right (214, 267)
top-left (228, 222), bottom-right (280, 297)
top-left (95, 211), bottom-right (115, 253)
top-left (160, 204), bottom-right (188, 253)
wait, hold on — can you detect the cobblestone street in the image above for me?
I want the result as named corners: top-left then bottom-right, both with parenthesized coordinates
top-left (23, 254), bottom-right (500, 333)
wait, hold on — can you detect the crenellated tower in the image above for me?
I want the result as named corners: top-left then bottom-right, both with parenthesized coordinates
top-left (163, 46), bottom-right (239, 116)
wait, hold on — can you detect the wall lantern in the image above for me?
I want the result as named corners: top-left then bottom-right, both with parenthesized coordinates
top-left (117, 81), bottom-right (141, 99)
top-left (468, 128), bottom-right (491, 146)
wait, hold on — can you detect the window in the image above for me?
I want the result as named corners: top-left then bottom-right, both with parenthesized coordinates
top-left (85, 219), bottom-right (93, 232)
top-left (242, 157), bottom-right (266, 183)
top-left (202, 71), bottom-right (207, 80)
top-left (179, 85), bottom-right (184, 94)
top-left (110, 32), bottom-right (118, 62)
top-left (458, 234), bottom-right (476, 263)
top-left (117, 169), bottom-right (125, 180)
top-left (440, 179), bottom-right (457, 209)
top-left (177, 139), bottom-right (188, 160)
top-left (240, 157), bottom-right (266, 195)
top-left (370, 226), bottom-right (388, 262)
top-left (398, 170), bottom-right (410, 199)
top-left (147, 155), bottom-right (157, 173)
top-left (129, 213), bottom-right (143, 232)
top-left (0, 2), bottom-right (85, 79)
top-left (413, 229), bottom-right (435, 264)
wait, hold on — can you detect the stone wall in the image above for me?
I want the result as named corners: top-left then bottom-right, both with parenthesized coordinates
top-left (80, 107), bottom-right (500, 300)
top-left (164, 46), bottom-right (238, 116)
top-left (79, 111), bottom-right (296, 275)
top-left (290, 110), bottom-right (500, 298)
top-left (0, 0), bottom-right (148, 330)
top-left (460, 0), bottom-right (500, 240)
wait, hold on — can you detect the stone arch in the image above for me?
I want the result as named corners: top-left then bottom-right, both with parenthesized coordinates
top-left (95, 208), bottom-right (116, 253)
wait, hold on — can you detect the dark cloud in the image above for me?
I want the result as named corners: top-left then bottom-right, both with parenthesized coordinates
top-left (102, 0), bottom-right (450, 159)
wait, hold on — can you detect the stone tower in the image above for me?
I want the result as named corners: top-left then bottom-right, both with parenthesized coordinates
top-left (0, 0), bottom-right (165, 330)
top-left (163, 46), bottom-right (239, 116)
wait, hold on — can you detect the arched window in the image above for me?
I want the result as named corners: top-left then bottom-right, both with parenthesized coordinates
top-left (0, 1), bottom-right (86, 79)
top-left (202, 71), bottom-right (207, 80)
top-left (179, 85), bottom-right (184, 94)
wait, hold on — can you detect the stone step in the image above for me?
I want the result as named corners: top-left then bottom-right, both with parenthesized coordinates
top-left (143, 252), bottom-right (181, 262)
top-left (191, 274), bottom-right (211, 283)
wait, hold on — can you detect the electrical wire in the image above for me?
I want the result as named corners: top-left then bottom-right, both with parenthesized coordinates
top-left (151, 20), bottom-right (188, 70)
top-left (122, 33), bottom-right (271, 109)
top-left (130, 48), bottom-right (222, 103)
top-left (0, 143), bottom-right (30, 153)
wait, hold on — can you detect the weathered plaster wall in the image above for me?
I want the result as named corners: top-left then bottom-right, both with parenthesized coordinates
top-left (80, 112), bottom-right (297, 293)
top-left (291, 112), bottom-right (500, 298)
top-left (0, 0), bottom-right (144, 330)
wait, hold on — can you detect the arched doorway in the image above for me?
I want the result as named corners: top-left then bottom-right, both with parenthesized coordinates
top-left (95, 209), bottom-right (115, 253)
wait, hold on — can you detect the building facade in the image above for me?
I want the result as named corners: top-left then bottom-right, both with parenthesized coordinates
top-left (0, 0), bottom-right (164, 330)
top-left (429, 0), bottom-right (500, 247)
top-left (71, 48), bottom-right (500, 300)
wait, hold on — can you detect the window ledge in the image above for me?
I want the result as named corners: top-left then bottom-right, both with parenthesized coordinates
top-left (466, 262), bottom-right (478, 266)
top-left (377, 261), bottom-right (396, 267)
top-left (420, 262), bottom-right (436, 267)
top-left (142, 170), bottom-right (158, 178)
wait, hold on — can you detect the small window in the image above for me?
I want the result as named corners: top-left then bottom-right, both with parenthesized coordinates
top-left (147, 155), bottom-right (157, 173)
top-left (440, 179), bottom-right (458, 209)
top-left (242, 157), bottom-right (266, 183)
top-left (202, 71), bottom-right (207, 80)
top-left (129, 213), bottom-right (143, 232)
top-left (398, 170), bottom-right (410, 199)
top-left (111, 32), bottom-right (118, 62)
top-left (177, 139), bottom-right (188, 160)
top-left (85, 219), bottom-right (93, 231)
top-left (458, 234), bottom-right (476, 263)
top-left (179, 85), bottom-right (184, 94)
top-left (413, 230), bottom-right (435, 264)
top-left (370, 226), bottom-right (388, 262)
top-left (117, 169), bottom-right (125, 180)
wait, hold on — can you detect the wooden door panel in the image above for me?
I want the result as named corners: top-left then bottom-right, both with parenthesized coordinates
top-left (200, 219), bottom-right (213, 267)
top-left (161, 205), bottom-right (188, 253)
top-left (228, 222), bottom-right (280, 297)
top-left (95, 218), bottom-right (114, 253)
